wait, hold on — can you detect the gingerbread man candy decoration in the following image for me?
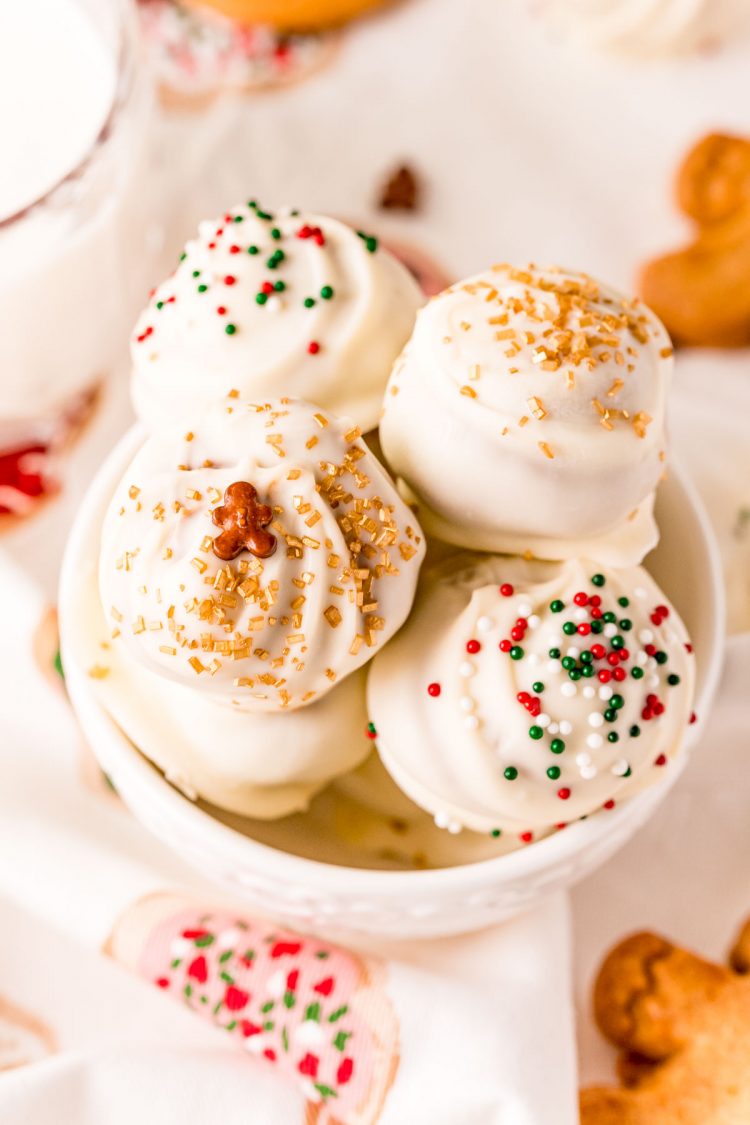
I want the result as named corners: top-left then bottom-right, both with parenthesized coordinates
top-left (211, 481), bottom-right (276, 561)
top-left (581, 915), bottom-right (750, 1122)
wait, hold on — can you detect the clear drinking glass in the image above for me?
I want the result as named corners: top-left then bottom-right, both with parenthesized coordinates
top-left (0, 0), bottom-right (152, 504)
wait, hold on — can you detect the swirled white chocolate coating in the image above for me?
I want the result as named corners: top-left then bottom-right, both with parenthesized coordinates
top-left (367, 555), bottom-right (695, 838)
top-left (99, 398), bottom-right (424, 712)
top-left (131, 205), bottom-right (423, 434)
top-left (380, 265), bottom-right (672, 565)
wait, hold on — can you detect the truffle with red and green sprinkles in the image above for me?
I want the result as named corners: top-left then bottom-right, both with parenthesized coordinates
top-left (367, 554), bottom-right (695, 840)
top-left (131, 204), bottom-right (423, 435)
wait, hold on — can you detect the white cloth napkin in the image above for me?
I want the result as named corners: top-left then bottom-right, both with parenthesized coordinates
top-left (0, 550), bottom-right (578, 1124)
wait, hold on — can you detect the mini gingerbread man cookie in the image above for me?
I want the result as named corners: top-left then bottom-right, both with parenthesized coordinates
top-left (581, 916), bottom-right (750, 1122)
top-left (640, 132), bottom-right (750, 347)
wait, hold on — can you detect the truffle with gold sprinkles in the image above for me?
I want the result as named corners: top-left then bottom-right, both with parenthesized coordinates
top-left (99, 397), bottom-right (425, 712)
top-left (367, 554), bottom-right (694, 836)
top-left (380, 265), bottom-right (674, 566)
top-left (131, 204), bottom-right (423, 435)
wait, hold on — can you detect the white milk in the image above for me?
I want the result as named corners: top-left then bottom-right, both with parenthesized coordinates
top-left (0, 0), bottom-right (150, 443)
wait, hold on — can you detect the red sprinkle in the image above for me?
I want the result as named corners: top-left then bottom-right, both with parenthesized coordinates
top-left (613, 667), bottom-right (627, 682)
top-left (427, 683), bottom-right (441, 697)
top-left (591, 644), bottom-right (606, 660)
top-left (499, 583), bottom-right (514, 597)
top-left (603, 799), bottom-right (616, 810)
top-left (577, 622), bottom-right (591, 636)
top-left (224, 275), bottom-right (236, 285)
top-left (654, 753), bottom-right (667, 767)
top-left (520, 831), bottom-right (533, 843)
top-left (499, 639), bottom-right (512, 653)
top-left (690, 712), bottom-right (697, 724)
top-left (573, 592), bottom-right (588, 606)
top-left (216, 306), bottom-right (227, 315)
top-left (466, 639), bottom-right (481, 654)
top-left (229, 245), bottom-right (241, 254)
top-left (598, 669), bottom-right (612, 683)
top-left (308, 341), bottom-right (320, 354)
top-left (557, 787), bottom-right (571, 800)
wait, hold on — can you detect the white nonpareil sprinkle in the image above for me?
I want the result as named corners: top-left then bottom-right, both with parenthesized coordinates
top-left (639, 629), bottom-right (654, 644)
top-left (612, 759), bottom-right (629, 776)
top-left (588, 712), bottom-right (604, 728)
top-left (567, 646), bottom-right (580, 660)
top-left (463, 714), bottom-right (479, 730)
top-left (528, 614), bottom-right (540, 628)
top-left (604, 623), bottom-right (617, 638)
top-left (580, 763), bottom-right (598, 779)
top-left (576, 751), bottom-right (591, 766)
top-left (559, 719), bottom-right (573, 735)
top-left (517, 602), bottom-right (532, 618)
top-left (560, 682), bottom-right (576, 698)
top-left (548, 721), bottom-right (559, 734)
top-left (586, 733), bottom-right (603, 750)
top-left (477, 615), bottom-right (494, 633)
top-left (547, 659), bottom-right (562, 675)
top-left (459, 661), bottom-right (475, 678)
top-left (583, 685), bottom-right (595, 699)
top-left (459, 695), bottom-right (474, 712)
top-left (599, 685), bottom-right (613, 700)
top-left (538, 713), bottom-right (551, 728)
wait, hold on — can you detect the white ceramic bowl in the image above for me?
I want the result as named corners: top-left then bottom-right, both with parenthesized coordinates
top-left (60, 426), bottom-right (724, 938)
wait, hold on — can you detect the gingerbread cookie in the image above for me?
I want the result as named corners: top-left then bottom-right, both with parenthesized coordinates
top-left (640, 132), bottom-right (750, 347)
top-left (581, 916), bottom-right (750, 1122)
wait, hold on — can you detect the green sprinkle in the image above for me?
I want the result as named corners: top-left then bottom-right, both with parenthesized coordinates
top-left (233, 214), bottom-right (244, 222)
top-left (631, 667), bottom-right (644, 679)
top-left (655, 651), bottom-right (668, 665)
top-left (320, 285), bottom-right (334, 299)
top-left (611, 635), bottom-right (624, 650)
top-left (504, 766), bottom-right (518, 780)
top-left (591, 620), bottom-right (604, 634)
top-left (581, 664), bottom-right (595, 677)
top-left (197, 284), bottom-right (208, 293)
top-left (667, 673), bottom-right (681, 686)
top-left (569, 668), bottom-right (582, 681)
top-left (271, 227), bottom-right (282, 240)
top-left (256, 209), bottom-right (273, 220)
top-left (247, 245), bottom-right (259, 255)
top-left (490, 828), bottom-right (502, 838)
top-left (562, 656), bottom-right (576, 670)
top-left (611, 694), bottom-right (624, 709)
top-left (274, 280), bottom-right (286, 291)
top-left (192, 270), bottom-right (201, 277)
top-left (591, 573), bottom-right (605, 587)
top-left (618, 596), bottom-right (630, 607)
top-left (179, 252), bottom-right (187, 261)
top-left (548, 647), bottom-right (561, 659)
top-left (225, 323), bottom-right (237, 335)
top-left (532, 681), bottom-right (544, 693)
top-left (256, 292), bottom-right (268, 305)
top-left (603, 611), bottom-right (616, 624)
top-left (547, 766), bottom-right (561, 780)
top-left (550, 739), bottom-right (566, 754)
top-left (629, 725), bottom-right (641, 737)
top-left (357, 231), bottom-right (378, 252)
top-left (529, 725), bottom-right (544, 740)
top-left (608, 732), bottom-right (619, 743)
top-left (510, 645), bottom-right (524, 660)
top-left (619, 619), bottom-right (632, 631)
top-left (562, 621), bottom-right (577, 635)
top-left (604, 708), bottom-right (618, 722)
top-left (248, 200), bottom-right (257, 208)
top-left (580, 650), bottom-right (593, 663)
top-left (550, 599), bottom-right (565, 613)
top-left (156, 301), bottom-right (163, 310)
top-left (304, 297), bottom-right (315, 308)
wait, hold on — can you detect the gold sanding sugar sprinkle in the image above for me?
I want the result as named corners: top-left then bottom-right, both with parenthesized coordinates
top-left (186, 489), bottom-right (202, 501)
top-left (159, 645), bottom-right (177, 656)
top-left (184, 432), bottom-right (194, 442)
top-left (606, 378), bottom-right (624, 397)
top-left (287, 468), bottom-right (301, 480)
top-left (469, 364), bottom-right (481, 380)
top-left (660, 346), bottom-right (674, 358)
top-left (632, 411), bottom-right (652, 438)
top-left (305, 435), bottom-right (319, 450)
top-left (478, 266), bottom-right (654, 376)
top-left (227, 388), bottom-right (239, 399)
top-left (128, 485), bottom-right (140, 500)
top-left (324, 605), bottom-right (343, 628)
top-left (528, 396), bottom-right (547, 420)
top-left (191, 557), bottom-right (208, 574)
top-left (189, 657), bottom-right (207, 674)
top-left (538, 441), bottom-right (555, 459)
top-left (88, 664), bottom-right (110, 679)
top-left (460, 385), bottom-right (477, 398)
top-left (314, 413), bottom-right (329, 428)
top-left (344, 425), bottom-right (362, 443)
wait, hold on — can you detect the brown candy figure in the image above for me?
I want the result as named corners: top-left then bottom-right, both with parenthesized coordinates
top-left (211, 481), bottom-right (276, 561)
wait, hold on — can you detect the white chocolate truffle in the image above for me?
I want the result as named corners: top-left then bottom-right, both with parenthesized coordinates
top-left (380, 265), bottom-right (673, 565)
top-left (131, 205), bottom-right (423, 434)
top-left (539, 0), bottom-right (750, 56)
top-left (367, 555), bottom-right (695, 838)
top-left (99, 398), bottom-right (425, 712)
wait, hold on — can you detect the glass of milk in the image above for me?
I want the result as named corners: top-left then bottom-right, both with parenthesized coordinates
top-left (0, 0), bottom-right (152, 510)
